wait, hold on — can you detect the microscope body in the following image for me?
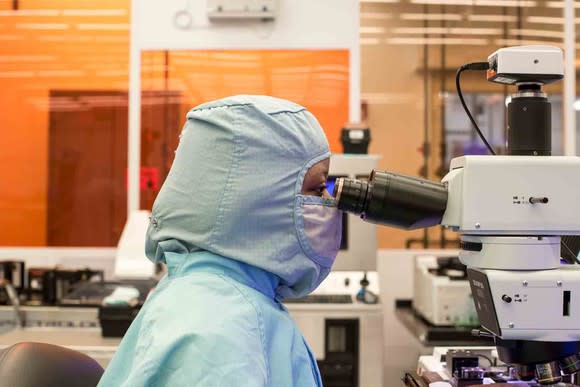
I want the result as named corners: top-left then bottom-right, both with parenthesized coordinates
top-left (334, 45), bottom-right (580, 382)
top-left (442, 156), bottom-right (580, 243)
top-left (441, 46), bottom-right (580, 366)
top-left (441, 155), bottom-right (580, 369)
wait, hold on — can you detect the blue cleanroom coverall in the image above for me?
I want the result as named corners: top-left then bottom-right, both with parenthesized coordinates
top-left (98, 95), bottom-right (342, 386)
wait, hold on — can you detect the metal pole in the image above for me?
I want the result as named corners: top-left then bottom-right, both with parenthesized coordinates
top-left (503, 6), bottom-right (508, 152)
top-left (439, 5), bottom-right (447, 248)
top-left (422, 5), bottom-right (429, 180)
top-left (564, 0), bottom-right (576, 156)
top-left (422, 5), bottom-right (429, 248)
top-left (350, 2), bottom-right (361, 123)
top-left (439, 5), bottom-right (446, 178)
top-left (163, 51), bottom-right (170, 179)
top-left (128, 0), bottom-right (142, 215)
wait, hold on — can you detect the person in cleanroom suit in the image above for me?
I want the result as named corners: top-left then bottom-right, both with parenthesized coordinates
top-left (98, 95), bottom-right (342, 387)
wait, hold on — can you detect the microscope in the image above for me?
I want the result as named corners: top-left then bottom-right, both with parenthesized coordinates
top-left (334, 46), bottom-right (580, 385)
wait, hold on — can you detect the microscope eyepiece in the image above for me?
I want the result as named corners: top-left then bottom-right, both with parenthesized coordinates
top-left (334, 170), bottom-right (448, 230)
top-left (332, 177), bottom-right (370, 215)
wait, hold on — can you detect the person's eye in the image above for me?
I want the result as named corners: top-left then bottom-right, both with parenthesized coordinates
top-left (315, 185), bottom-right (326, 196)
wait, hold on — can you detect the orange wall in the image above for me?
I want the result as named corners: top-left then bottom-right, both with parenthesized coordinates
top-left (0, 0), bottom-right (349, 246)
top-left (0, 86), bottom-right (48, 245)
top-left (0, 0), bottom-right (130, 246)
top-left (142, 50), bottom-right (349, 153)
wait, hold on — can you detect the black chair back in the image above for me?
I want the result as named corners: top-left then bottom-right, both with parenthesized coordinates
top-left (0, 342), bottom-right (103, 387)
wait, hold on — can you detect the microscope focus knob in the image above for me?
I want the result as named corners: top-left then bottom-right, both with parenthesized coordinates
top-left (502, 295), bottom-right (512, 303)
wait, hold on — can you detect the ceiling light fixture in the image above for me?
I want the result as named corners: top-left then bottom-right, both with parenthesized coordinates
top-left (63, 9), bottom-right (127, 17)
top-left (0, 71), bottom-right (34, 78)
top-left (546, 1), bottom-right (580, 8)
top-left (0, 9), bottom-right (127, 17)
top-left (495, 38), bottom-right (563, 47)
top-left (0, 10), bottom-right (60, 16)
top-left (527, 16), bottom-right (580, 24)
top-left (361, 37), bottom-right (381, 45)
top-left (411, 0), bottom-right (536, 6)
top-left (467, 14), bottom-right (518, 22)
top-left (509, 28), bottom-right (564, 39)
top-left (16, 23), bottom-right (69, 30)
top-left (77, 23), bottom-right (130, 31)
top-left (360, 0), bottom-right (399, 3)
top-left (0, 55), bottom-right (55, 62)
top-left (392, 26), bottom-right (501, 35)
top-left (401, 13), bottom-right (462, 21)
top-left (361, 12), bottom-right (393, 19)
top-left (386, 37), bottom-right (488, 45)
top-left (360, 26), bottom-right (387, 34)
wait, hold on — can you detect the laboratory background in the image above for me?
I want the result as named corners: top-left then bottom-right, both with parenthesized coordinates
top-left (1, 0), bottom-right (580, 386)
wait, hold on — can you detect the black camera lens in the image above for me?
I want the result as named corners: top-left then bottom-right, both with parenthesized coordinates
top-left (334, 170), bottom-right (448, 230)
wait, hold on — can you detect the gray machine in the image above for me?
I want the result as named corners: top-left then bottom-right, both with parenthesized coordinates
top-left (335, 45), bottom-right (580, 385)
top-left (413, 255), bottom-right (478, 327)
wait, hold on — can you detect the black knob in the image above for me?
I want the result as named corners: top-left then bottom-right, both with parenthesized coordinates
top-left (502, 295), bottom-right (512, 303)
top-left (529, 197), bottom-right (549, 204)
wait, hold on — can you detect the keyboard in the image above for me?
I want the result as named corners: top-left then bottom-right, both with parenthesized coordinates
top-left (283, 294), bottom-right (353, 304)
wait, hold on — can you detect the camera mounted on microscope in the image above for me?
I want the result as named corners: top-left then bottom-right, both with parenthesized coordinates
top-left (488, 46), bottom-right (564, 157)
top-left (486, 45), bottom-right (563, 86)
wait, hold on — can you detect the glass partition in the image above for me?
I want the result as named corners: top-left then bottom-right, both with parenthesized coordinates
top-left (138, 49), bottom-right (350, 211)
top-left (0, 0), bottom-right (575, 248)
top-left (0, 0), bottom-right (130, 246)
top-left (360, 0), bottom-right (567, 248)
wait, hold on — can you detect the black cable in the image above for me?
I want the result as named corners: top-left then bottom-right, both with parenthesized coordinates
top-left (562, 238), bottom-right (580, 264)
top-left (456, 62), bottom-right (496, 155)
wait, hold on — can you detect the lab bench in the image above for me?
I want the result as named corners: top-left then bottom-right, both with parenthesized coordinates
top-left (0, 302), bottom-right (384, 387)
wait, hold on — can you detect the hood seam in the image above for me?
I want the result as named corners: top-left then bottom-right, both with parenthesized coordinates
top-left (209, 107), bottom-right (243, 248)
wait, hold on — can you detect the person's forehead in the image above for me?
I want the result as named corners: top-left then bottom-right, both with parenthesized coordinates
top-left (310, 159), bottom-right (329, 175)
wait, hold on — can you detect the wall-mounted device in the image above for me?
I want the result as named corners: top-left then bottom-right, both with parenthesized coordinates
top-left (207, 0), bottom-right (278, 20)
top-left (341, 125), bottom-right (371, 154)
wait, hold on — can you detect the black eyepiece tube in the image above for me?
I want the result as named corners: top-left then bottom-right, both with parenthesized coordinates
top-left (333, 170), bottom-right (448, 230)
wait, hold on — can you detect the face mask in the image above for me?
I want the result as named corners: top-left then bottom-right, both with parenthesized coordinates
top-left (295, 195), bottom-right (343, 269)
